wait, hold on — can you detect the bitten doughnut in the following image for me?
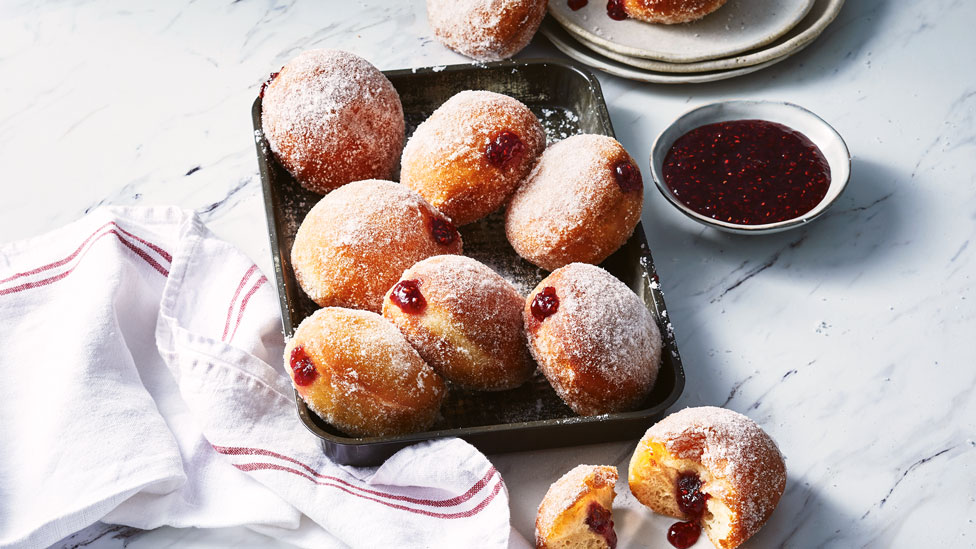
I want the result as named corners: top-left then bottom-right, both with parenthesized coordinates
top-left (628, 407), bottom-right (787, 549)
top-left (284, 308), bottom-right (447, 437)
top-left (426, 0), bottom-right (548, 61)
top-left (505, 134), bottom-right (643, 271)
top-left (401, 90), bottom-right (545, 226)
top-left (524, 263), bottom-right (661, 416)
top-left (621, 0), bottom-right (728, 24)
top-left (536, 465), bottom-right (619, 549)
top-left (261, 49), bottom-right (404, 194)
top-left (382, 255), bottom-right (535, 391)
top-left (291, 179), bottom-right (463, 312)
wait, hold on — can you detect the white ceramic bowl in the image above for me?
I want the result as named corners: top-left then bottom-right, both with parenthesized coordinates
top-left (650, 100), bottom-right (851, 234)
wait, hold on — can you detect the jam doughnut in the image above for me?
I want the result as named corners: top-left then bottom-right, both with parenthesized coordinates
top-left (628, 407), bottom-right (787, 549)
top-left (284, 308), bottom-right (447, 437)
top-left (261, 49), bottom-right (404, 194)
top-left (382, 255), bottom-right (534, 391)
top-left (505, 134), bottom-right (643, 271)
top-left (291, 179), bottom-right (463, 312)
top-left (426, 0), bottom-right (547, 61)
top-left (401, 90), bottom-right (545, 226)
top-left (524, 263), bottom-right (661, 416)
top-left (621, 0), bottom-right (727, 24)
top-left (536, 465), bottom-right (619, 549)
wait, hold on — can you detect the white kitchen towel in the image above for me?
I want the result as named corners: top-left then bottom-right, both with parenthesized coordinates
top-left (0, 206), bottom-right (520, 549)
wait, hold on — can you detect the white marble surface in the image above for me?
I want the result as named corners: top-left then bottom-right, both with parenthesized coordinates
top-left (2, 0), bottom-right (975, 548)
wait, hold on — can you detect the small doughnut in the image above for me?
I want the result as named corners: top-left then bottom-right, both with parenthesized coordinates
top-left (505, 134), bottom-right (643, 271)
top-left (628, 407), bottom-right (787, 549)
top-left (261, 49), bottom-right (404, 194)
top-left (524, 263), bottom-right (661, 416)
top-left (382, 255), bottom-right (535, 391)
top-left (284, 308), bottom-right (447, 437)
top-left (426, 0), bottom-right (548, 61)
top-left (401, 90), bottom-right (545, 226)
top-left (535, 465), bottom-right (619, 549)
top-left (291, 179), bottom-right (463, 312)
top-left (622, 0), bottom-right (728, 24)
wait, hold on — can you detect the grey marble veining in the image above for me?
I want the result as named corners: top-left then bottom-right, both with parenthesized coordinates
top-left (2, 0), bottom-right (975, 547)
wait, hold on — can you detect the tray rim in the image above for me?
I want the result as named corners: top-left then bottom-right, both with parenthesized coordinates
top-left (252, 57), bottom-right (686, 453)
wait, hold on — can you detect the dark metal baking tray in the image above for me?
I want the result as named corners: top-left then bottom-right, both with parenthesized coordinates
top-left (253, 58), bottom-right (684, 466)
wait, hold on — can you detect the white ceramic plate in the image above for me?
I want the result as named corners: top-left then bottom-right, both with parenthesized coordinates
top-left (547, 0), bottom-right (815, 63)
top-left (573, 0), bottom-right (845, 73)
top-left (650, 100), bottom-right (851, 234)
top-left (539, 19), bottom-right (807, 84)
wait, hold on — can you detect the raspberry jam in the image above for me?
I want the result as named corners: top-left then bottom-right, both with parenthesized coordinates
top-left (606, 0), bottom-right (628, 20)
top-left (667, 521), bottom-right (701, 549)
top-left (530, 287), bottom-right (559, 321)
top-left (391, 279), bottom-right (426, 314)
top-left (662, 119), bottom-right (831, 225)
top-left (485, 130), bottom-right (525, 168)
top-left (613, 161), bottom-right (642, 193)
top-left (259, 71), bottom-right (279, 98)
top-left (584, 502), bottom-right (618, 549)
top-left (289, 345), bottom-right (318, 386)
top-left (429, 216), bottom-right (459, 246)
top-left (568, 0), bottom-right (588, 9)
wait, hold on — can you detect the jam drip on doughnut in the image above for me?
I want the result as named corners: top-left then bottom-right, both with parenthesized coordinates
top-left (530, 287), bottom-right (560, 321)
top-left (667, 472), bottom-right (709, 548)
top-left (485, 130), bottom-right (525, 168)
top-left (606, 0), bottom-right (628, 20)
top-left (568, 0), bottom-right (588, 9)
top-left (613, 161), bottom-right (642, 193)
top-left (429, 216), bottom-right (459, 246)
top-left (391, 280), bottom-right (427, 314)
top-left (259, 71), bottom-right (280, 98)
top-left (289, 345), bottom-right (318, 386)
top-left (584, 502), bottom-right (618, 549)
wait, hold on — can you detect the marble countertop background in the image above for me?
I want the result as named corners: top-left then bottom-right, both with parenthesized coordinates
top-left (2, 0), bottom-right (974, 547)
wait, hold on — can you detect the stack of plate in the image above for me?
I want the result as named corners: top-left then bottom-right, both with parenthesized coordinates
top-left (541, 0), bottom-right (845, 83)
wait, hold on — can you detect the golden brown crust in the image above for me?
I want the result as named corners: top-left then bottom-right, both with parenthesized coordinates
top-left (290, 180), bottom-right (463, 312)
top-left (628, 407), bottom-right (787, 549)
top-left (623, 0), bottom-right (728, 24)
top-left (505, 134), bottom-right (642, 272)
top-left (401, 90), bottom-right (545, 226)
top-left (284, 308), bottom-right (447, 437)
top-left (426, 0), bottom-right (548, 61)
top-left (382, 255), bottom-right (535, 391)
top-left (261, 49), bottom-right (404, 194)
top-left (536, 465), bottom-right (618, 548)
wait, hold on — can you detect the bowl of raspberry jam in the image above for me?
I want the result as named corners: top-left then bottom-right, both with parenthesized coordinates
top-left (650, 100), bottom-right (851, 235)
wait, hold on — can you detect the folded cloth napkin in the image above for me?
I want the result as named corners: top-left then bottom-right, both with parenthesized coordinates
top-left (0, 206), bottom-right (523, 549)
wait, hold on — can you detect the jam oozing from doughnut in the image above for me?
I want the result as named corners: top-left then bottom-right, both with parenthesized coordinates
top-left (606, 0), bottom-right (628, 20)
top-left (667, 521), bottom-right (701, 549)
top-left (289, 345), bottom-right (318, 386)
top-left (429, 216), bottom-right (459, 246)
top-left (667, 472), bottom-right (708, 548)
top-left (485, 130), bottom-right (525, 168)
top-left (259, 71), bottom-right (279, 98)
top-left (613, 161), bottom-right (642, 193)
top-left (391, 280), bottom-right (427, 314)
top-left (530, 287), bottom-right (560, 321)
top-left (584, 502), bottom-right (618, 549)
top-left (568, 0), bottom-right (588, 9)
top-left (662, 119), bottom-right (831, 225)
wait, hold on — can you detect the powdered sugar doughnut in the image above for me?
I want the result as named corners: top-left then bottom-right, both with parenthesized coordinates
top-left (623, 0), bottom-right (728, 24)
top-left (524, 263), bottom-right (661, 416)
top-left (401, 90), bottom-right (545, 226)
top-left (505, 134), bottom-right (643, 271)
top-left (261, 49), bottom-right (404, 194)
top-left (628, 407), bottom-right (787, 549)
top-left (426, 0), bottom-right (547, 61)
top-left (284, 308), bottom-right (447, 437)
top-left (536, 465), bottom-right (619, 549)
top-left (382, 255), bottom-right (534, 391)
top-left (291, 180), bottom-right (463, 312)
